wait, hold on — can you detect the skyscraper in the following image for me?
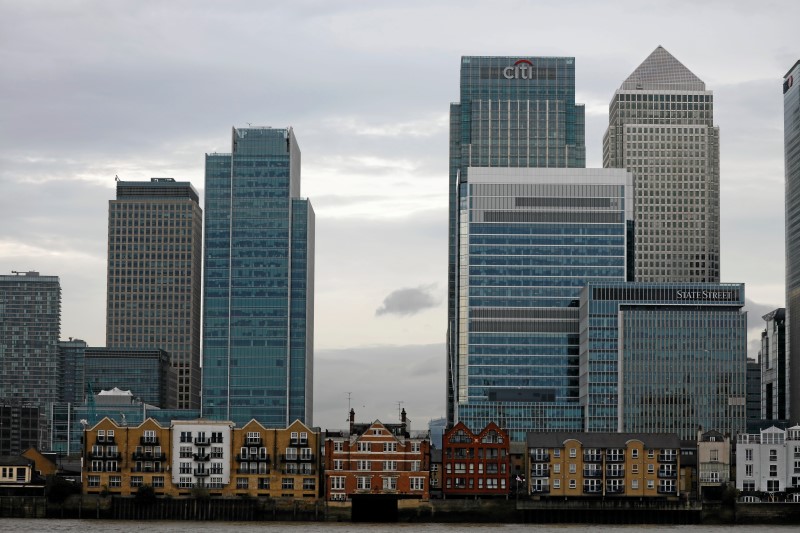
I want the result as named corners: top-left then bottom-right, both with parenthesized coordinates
top-left (784, 59), bottom-right (800, 423)
top-left (106, 178), bottom-right (203, 410)
top-left (0, 271), bottom-right (61, 452)
top-left (760, 308), bottom-right (787, 421)
top-left (203, 127), bottom-right (314, 428)
top-left (447, 56), bottom-right (588, 430)
top-left (603, 46), bottom-right (720, 283)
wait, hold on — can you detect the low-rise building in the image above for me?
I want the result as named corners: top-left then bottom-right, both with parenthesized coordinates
top-left (736, 424), bottom-right (800, 493)
top-left (526, 432), bottom-right (681, 499)
top-left (697, 430), bottom-right (730, 498)
top-left (81, 416), bottom-right (320, 499)
top-left (324, 409), bottom-right (430, 501)
top-left (441, 422), bottom-right (510, 498)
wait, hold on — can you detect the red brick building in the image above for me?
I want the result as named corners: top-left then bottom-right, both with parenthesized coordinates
top-left (442, 422), bottom-right (510, 497)
top-left (324, 409), bottom-right (430, 501)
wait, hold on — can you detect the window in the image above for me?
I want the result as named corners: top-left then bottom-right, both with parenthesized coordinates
top-left (333, 441), bottom-right (343, 452)
top-left (237, 478), bottom-right (249, 489)
top-left (553, 449), bottom-right (560, 458)
top-left (357, 476), bottom-right (371, 490)
top-left (384, 442), bottom-right (397, 452)
top-left (211, 446), bottom-right (223, 459)
top-left (745, 464), bottom-right (753, 477)
top-left (631, 464), bottom-right (639, 474)
top-left (97, 430), bottom-right (105, 442)
top-left (331, 476), bottom-right (345, 490)
top-left (569, 463), bottom-right (576, 474)
top-left (357, 460), bottom-right (371, 471)
top-left (411, 442), bottom-right (421, 453)
top-left (152, 477), bottom-right (164, 488)
top-left (410, 477), bottom-right (424, 491)
top-left (383, 461), bottom-right (397, 471)
top-left (282, 478), bottom-right (294, 490)
top-left (300, 432), bottom-right (308, 444)
top-left (770, 465), bottom-right (778, 477)
top-left (631, 449), bottom-right (639, 459)
top-left (569, 448), bottom-right (577, 458)
top-left (553, 464), bottom-right (561, 474)
top-left (647, 450), bottom-right (655, 459)
top-left (767, 479), bottom-right (780, 492)
top-left (303, 478), bottom-right (315, 490)
top-left (373, 429), bottom-right (382, 435)
top-left (770, 449), bottom-right (778, 462)
top-left (259, 478), bottom-right (270, 490)
top-left (285, 448), bottom-right (297, 460)
top-left (411, 461), bottom-right (421, 472)
top-left (631, 479), bottom-right (639, 489)
top-left (88, 475), bottom-right (100, 487)
top-left (130, 476), bottom-right (143, 488)
top-left (647, 464), bottom-right (655, 474)
top-left (291, 432), bottom-right (299, 443)
top-left (569, 479), bottom-right (576, 489)
top-left (180, 446), bottom-right (192, 458)
top-left (334, 460), bottom-right (343, 471)
top-left (745, 449), bottom-right (753, 461)
top-left (647, 480), bottom-right (655, 489)
top-left (710, 449), bottom-right (719, 462)
top-left (300, 448), bottom-right (312, 460)
top-left (553, 479), bottom-right (560, 489)
top-left (357, 442), bottom-right (370, 452)
top-left (383, 477), bottom-right (397, 490)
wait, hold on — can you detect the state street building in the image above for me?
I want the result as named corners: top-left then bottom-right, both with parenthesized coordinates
top-left (580, 282), bottom-right (747, 439)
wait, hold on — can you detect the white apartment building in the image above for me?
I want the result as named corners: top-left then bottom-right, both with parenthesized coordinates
top-left (736, 425), bottom-right (800, 493)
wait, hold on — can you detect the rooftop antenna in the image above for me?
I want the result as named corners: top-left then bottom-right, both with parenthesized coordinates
top-left (345, 392), bottom-right (352, 420)
top-left (397, 401), bottom-right (405, 419)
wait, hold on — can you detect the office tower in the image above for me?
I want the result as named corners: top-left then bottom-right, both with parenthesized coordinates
top-left (760, 308), bottom-right (787, 420)
top-left (0, 271), bottom-right (61, 452)
top-left (785, 60), bottom-right (800, 423)
top-left (203, 127), bottom-right (315, 428)
top-left (106, 178), bottom-right (203, 410)
top-left (447, 56), bottom-right (588, 429)
top-left (450, 167), bottom-right (633, 440)
top-left (747, 359), bottom-right (762, 429)
top-left (58, 338), bottom-right (87, 404)
top-left (604, 46), bottom-right (720, 283)
top-left (580, 282), bottom-right (747, 439)
top-left (84, 347), bottom-right (177, 408)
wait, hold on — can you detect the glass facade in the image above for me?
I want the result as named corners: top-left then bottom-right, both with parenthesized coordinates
top-left (84, 347), bottom-right (177, 409)
top-left (580, 282), bottom-right (747, 439)
top-left (106, 178), bottom-right (202, 410)
top-left (0, 271), bottom-right (61, 450)
top-left (448, 56), bottom-right (587, 429)
top-left (760, 308), bottom-right (787, 420)
top-left (454, 168), bottom-right (633, 440)
top-left (203, 127), bottom-right (314, 428)
top-left (784, 60), bottom-right (800, 422)
top-left (58, 339), bottom-right (87, 405)
top-left (603, 46), bottom-right (720, 283)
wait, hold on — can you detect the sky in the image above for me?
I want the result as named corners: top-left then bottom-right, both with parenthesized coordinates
top-left (0, 0), bottom-right (796, 432)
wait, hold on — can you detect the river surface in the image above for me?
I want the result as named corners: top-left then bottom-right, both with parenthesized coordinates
top-left (0, 522), bottom-right (797, 533)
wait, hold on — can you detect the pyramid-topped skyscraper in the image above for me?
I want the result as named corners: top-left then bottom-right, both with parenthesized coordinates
top-left (604, 46), bottom-right (720, 283)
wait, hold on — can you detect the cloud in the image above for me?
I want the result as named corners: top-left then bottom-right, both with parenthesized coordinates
top-left (745, 298), bottom-right (782, 332)
top-left (375, 284), bottom-right (440, 317)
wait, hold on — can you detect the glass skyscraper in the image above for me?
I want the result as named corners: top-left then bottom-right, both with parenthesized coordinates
top-left (604, 46), bottom-right (720, 283)
top-left (760, 308), bottom-right (787, 421)
top-left (106, 178), bottom-right (202, 410)
top-left (448, 56), bottom-right (587, 430)
top-left (580, 282), bottom-right (747, 439)
top-left (785, 60), bottom-right (800, 424)
top-left (451, 167), bottom-right (633, 440)
top-left (0, 271), bottom-right (61, 451)
top-left (203, 127), bottom-right (314, 428)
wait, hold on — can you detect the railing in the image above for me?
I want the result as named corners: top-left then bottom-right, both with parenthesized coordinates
top-left (281, 454), bottom-right (299, 462)
top-left (237, 467), bottom-right (268, 474)
top-left (583, 486), bottom-right (603, 494)
top-left (605, 469), bottom-right (625, 478)
top-left (140, 437), bottom-right (159, 446)
top-left (194, 437), bottom-right (210, 446)
top-left (531, 468), bottom-right (550, 477)
top-left (193, 469), bottom-right (210, 477)
top-left (658, 454), bottom-right (677, 463)
top-left (193, 453), bottom-right (210, 462)
top-left (530, 485), bottom-right (550, 494)
top-left (584, 454), bottom-right (603, 463)
top-left (606, 454), bottom-right (625, 463)
top-left (245, 438), bottom-right (263, 446)
top-left (606, 486), bottom-right (625, 494)
top-left (657, 486), bottom-right (677, 494)
top-left (237, 454), bottom-right (270, 462)
top-left (530, 453), bottom-right (550, 462)
top-left (132, 452), bottom-right (165, 461)
top-left (132, 466), bottom-right (163, 473)
top-left (583, 469), bottom-right (603, 478)
top-left (658, 471), bottom-right (677, 479)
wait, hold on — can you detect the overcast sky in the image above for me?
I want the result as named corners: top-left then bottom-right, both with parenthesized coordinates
top-left (0, 1), bottom-right (796, 431)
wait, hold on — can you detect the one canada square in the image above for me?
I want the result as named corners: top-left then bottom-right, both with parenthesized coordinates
top-left (604, 46), bottom-right (720, 283)
top-left (447, 56), bottom-right (634, 439)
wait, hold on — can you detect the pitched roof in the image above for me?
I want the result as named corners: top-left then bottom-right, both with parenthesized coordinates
top-left (621, 46), bottom-right (705, 91)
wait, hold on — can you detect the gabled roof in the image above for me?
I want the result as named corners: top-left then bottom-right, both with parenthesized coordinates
top-left (527, 431), bottom-right (680, 449)
top-left (620, 46), bottom-right (705, 91)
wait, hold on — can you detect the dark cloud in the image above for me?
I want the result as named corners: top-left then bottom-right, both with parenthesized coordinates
top-left (375, 284), bottom-right (440, 317)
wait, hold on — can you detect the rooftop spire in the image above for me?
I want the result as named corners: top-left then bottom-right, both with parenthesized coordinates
top-left (621, 45), bottom-right (705, 91)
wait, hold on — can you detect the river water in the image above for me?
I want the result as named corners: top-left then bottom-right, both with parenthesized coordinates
top-left (0, 522), bottom-right (797, 533)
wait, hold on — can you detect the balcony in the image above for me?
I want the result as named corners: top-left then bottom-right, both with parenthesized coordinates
top-left (583, 486), bottom-right (603, 494)
top-left (583, 469), bottom-right (603, 478)
top-left (283, 467), bottom-right (316, 475)
top-left (658, 470), bottom-right (677, 479)
top-left (237, 454), bottom-right (270, 462)
top-left (132, 451), bottom-right (165, 461)
top-left (530, 485), bottom-right (550, 494)
top-left (658, 486), bottom-right (677, 494)
top-left (530, 453), bottom-right (550, 462)
top-left (657, 454), bottom-right (677, 463)
top-left (193, 469), bottom-right (210, 477)
top-left (140, 436), bottom-right (159, 446)
top-left (88, 452), bottom-right (120, 460)
top-left (194, 437), bottom-right (210, 446)
top-left (245, 437), bottom-right (263, 446)
top-left (193, 452), bottom-right (210, 462)
top-left (583, 454), bottom-right (603, 463)
top-left (237, 467), bottom-right (268, 475)
top-left (281, 454), bottom-right (299, 462)
top-left (132, 465), bottom-right (163, 473)
top-left (606, 454), bottom-right (625, 463)
top-left (530, 468), bottom-right (550, 478)
top-left (606, 486), bottom-right (625, 495)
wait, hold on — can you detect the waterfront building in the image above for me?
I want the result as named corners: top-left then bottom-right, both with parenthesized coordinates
top-left (203, 127), bottom-right (315, 428)
top-left (603, 46), bottom-right (720, 283)
top-left (736, 424), bottom-right (800, 493)
top-left (323, 409), bottom-right (430, 502)
top-left (580, 282), bottom-right (747, 439)
top-left (696, 430), bottom-right (730, 498)
top-left (760, 309), bottom-right (787, 420)
top-left (450, 167), bottom-right (634, 439)
top-left (83, 347), bottom-right (176, 409)
top-left (441, 422), bottom-right (510, 498)
top-left (447, 55), bottom-right (587, 429)
top-left (785, 60), bottom-right (800, 424)
top-left (82, 416), bottom-right (319, 499)
top-left (526, 431), bottom-right (681, 499)
top-left (0, 271), bottom-right (61, 453)
top-left (106, 178), bottom-right (202, 410)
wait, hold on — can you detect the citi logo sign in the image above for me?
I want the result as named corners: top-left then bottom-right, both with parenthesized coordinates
top-left (503, 59), bottom-right (535, 80)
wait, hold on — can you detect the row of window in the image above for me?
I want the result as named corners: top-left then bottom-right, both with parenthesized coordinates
top-left (331, 441), bottom-right (422, 453)
top-left (330, 476), bottom-right (425, 491)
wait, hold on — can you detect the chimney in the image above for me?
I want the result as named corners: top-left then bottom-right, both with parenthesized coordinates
top-left (349, 408), bottom-right (355, 434)
top-left (401, 408), bottom-right (407, 434)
